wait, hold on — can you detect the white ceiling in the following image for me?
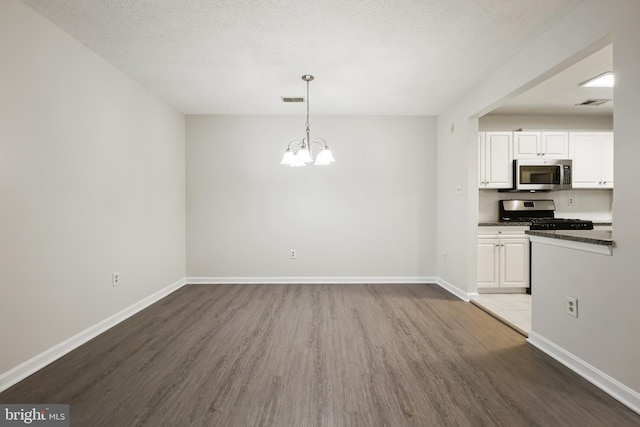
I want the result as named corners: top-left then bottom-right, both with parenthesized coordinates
top-left (489, 44), bottom-right (613, 116)
top-left (21, 0), bottom-right (583, 115)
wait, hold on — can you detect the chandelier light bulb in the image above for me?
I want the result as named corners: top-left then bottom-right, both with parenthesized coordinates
top-left (281, 149), bottom-right (294, 165)
top-left (290, 154), bottom-right (306, 167)
top-left (297, 147), bottom-right (312, 164)
top-left (314, 148), bottom-right (334, 165)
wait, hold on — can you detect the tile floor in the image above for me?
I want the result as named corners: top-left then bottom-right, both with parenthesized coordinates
top-left (471, 293), bottom-right (532, 336)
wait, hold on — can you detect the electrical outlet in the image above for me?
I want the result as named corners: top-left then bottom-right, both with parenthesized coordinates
top-left (290, 249), bottom-right (297, 259)
top-left (112, 272), bottom-right (120, 287)
top-left (568, 197), bottom-right (574, 206)
top-left (443, 252), bottom-right (448, 261)
top-left (566, 296), bottom-right (578, 318)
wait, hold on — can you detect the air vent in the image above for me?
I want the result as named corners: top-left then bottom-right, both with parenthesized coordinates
top-left (281, 97), bottom-right (304, 103)
top-left (575, 99), bottom-right (612, 106)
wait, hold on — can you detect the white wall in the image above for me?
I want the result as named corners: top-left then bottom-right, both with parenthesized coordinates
top-left (436, 119), bottom-right (475, 291)
top-left (437, 0), bottom-right (640, 409)
top-left (0, 0), bottom-right (186, 376)
top-left (186, 115), bottom-right (437, 280)
top-left (529, 242), bottom-right (638, 407)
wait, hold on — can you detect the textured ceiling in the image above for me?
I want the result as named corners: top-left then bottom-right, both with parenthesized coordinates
top-left (21, 0), bottom-right (583, 115)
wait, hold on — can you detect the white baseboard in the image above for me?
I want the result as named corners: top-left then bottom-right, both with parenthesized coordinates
top-left (186, 276), bottom-right (438, 285)
top-left (0, 278), bottom-right (187, 394)
top-left (467, 292), bottom-right (480, 299)
top-left (528, 332), bottom-right (640, 415)
top-left (434, 278), bottom-right (473, 301)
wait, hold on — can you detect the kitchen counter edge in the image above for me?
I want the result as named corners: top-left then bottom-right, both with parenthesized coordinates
top-left (478, 222), bottom-right (612, 227)
top-left (525, 229), bottom-right (613, 246)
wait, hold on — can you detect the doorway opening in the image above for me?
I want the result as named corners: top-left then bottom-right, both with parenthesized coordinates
top-left (473, 43), bottom-right (614, 336)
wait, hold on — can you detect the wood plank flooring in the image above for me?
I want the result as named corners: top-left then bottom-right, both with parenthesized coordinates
top-left (1, 284), bottom-right (639, 426)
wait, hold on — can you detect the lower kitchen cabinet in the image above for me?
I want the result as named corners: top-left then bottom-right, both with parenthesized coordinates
top-left (477, 235), bottom-right (530, 291)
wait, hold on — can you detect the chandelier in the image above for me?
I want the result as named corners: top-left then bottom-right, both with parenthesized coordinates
top-left (281, 75), bottom-right (335, 167)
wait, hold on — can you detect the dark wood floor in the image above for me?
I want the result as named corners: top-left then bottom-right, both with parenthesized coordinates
top-left (2, 284), bottom-right (639, 426)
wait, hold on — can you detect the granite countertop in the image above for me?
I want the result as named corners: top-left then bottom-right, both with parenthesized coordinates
top-left (479, 221), bottom-right (531, 226)
top-left (525, 229), bottom-right (613, 246)
top-left (479, 221), bottom-right (612, 227)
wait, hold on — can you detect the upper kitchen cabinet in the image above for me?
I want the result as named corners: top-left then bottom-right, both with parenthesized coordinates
top-left (569, 132), bottom-right (614, 189)
top-left (513, 131), bottom-right (569, 159)
top-left (479, 132), bottom-right (513, 189)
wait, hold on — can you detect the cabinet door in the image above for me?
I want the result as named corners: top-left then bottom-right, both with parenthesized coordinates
top-left (570, 132), bottom-right (615, 188)
top-left (541, 132), bottom-right (569, 158)
top-left (513, 132), bottom-right (540, 159)
top-left (484, 132), bottom-right (513, 188)
top-left (478, 132), bottom-right (486, 188)
top-left (600, 132), bottom-right (614, 188)
top-left (500, 238), bottom-right (530, 288)
top-left (477, 238), bottom-right (499, 288)
top-left (570, 132), bottom-right (604, 188)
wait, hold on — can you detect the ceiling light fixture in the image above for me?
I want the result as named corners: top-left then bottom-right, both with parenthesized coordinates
top-left (281, 75), bottom-right (335, 167)
top-left (580, 72), bottom-right (614, 88)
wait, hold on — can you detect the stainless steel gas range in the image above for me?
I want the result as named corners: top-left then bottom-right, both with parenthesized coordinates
top-left (499, 199), bottom-right (593, 230)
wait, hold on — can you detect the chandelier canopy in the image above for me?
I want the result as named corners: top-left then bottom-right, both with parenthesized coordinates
top-left (281, 75), bottom-right (335, 167)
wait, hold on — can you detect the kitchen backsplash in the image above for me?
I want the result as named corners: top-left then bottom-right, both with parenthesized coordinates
top-left (479, 189), bottom-right (613, 222)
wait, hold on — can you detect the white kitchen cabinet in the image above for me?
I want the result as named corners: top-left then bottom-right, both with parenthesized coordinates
top-left (477, 238), bottom-right (500, 288)
top-left (500, 238), bottom-right (530, 288)
top-left (477, 234), bottom-right (530, 291)
top-left (478, 132), bottom-right (513, 189)
top-left (513, 131), bottom-right (569, 159)
top-left (569, 132), bottom-right (614, 188)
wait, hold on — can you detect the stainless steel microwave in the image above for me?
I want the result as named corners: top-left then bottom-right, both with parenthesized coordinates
top-left (512, 159), bottom-right (572, 191)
